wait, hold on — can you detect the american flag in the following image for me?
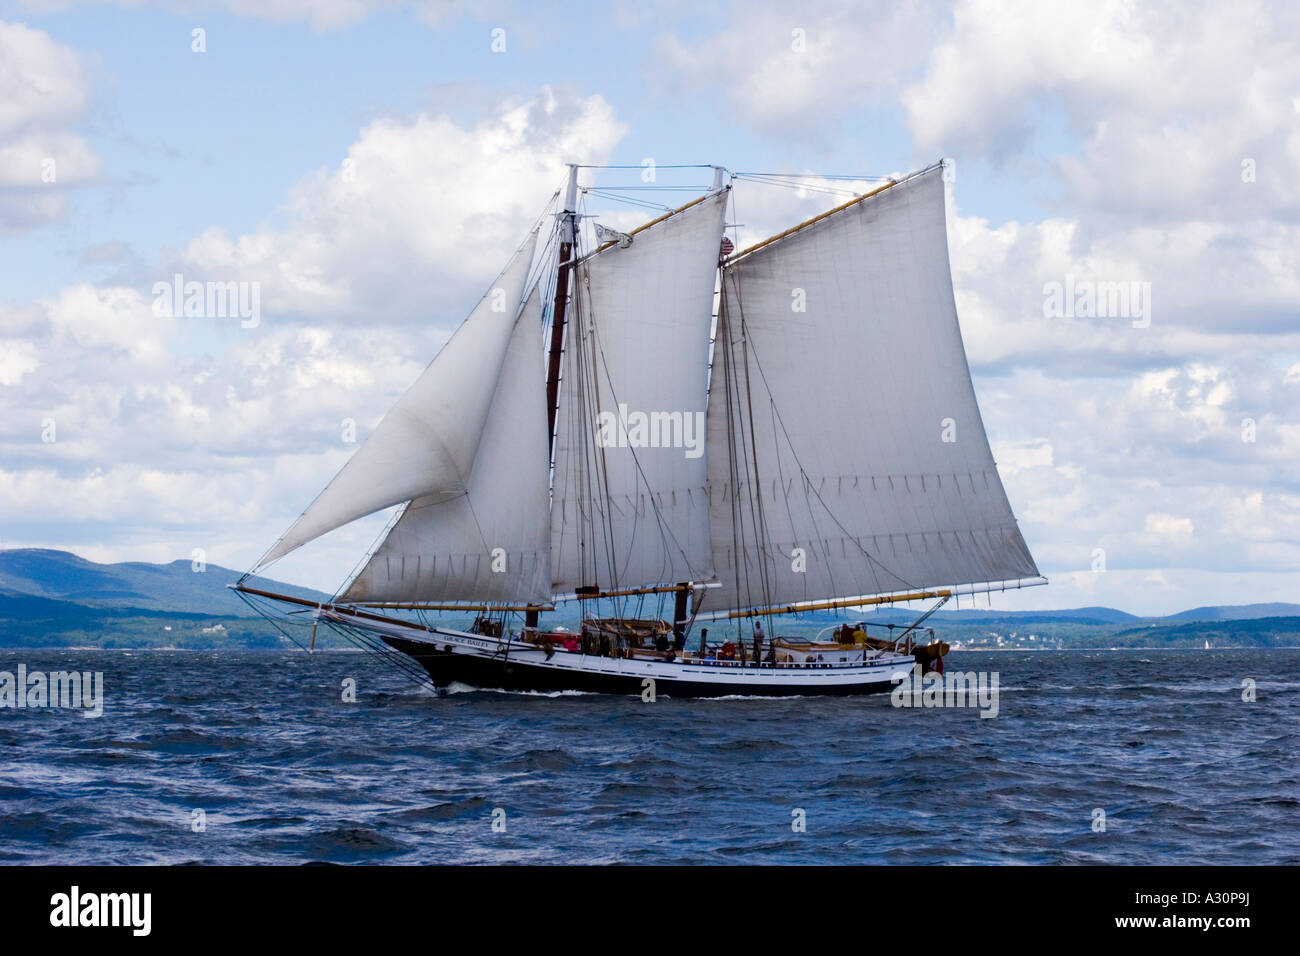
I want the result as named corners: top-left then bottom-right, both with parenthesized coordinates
top-left (720, 236), bottom-right (735, 256)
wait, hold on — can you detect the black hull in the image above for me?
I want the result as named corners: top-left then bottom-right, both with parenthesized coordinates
top-left (383, 637), bottom-right (899, 698)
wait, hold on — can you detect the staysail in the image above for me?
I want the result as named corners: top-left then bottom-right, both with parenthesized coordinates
top-left (550, 190), bottom-right (728, 594)
top-left (703, 166), bottom-right (1039, 615)
top-left (341, 287), bottom-right (552, 604)
top-left (259, 229), bottom-right (539, 565)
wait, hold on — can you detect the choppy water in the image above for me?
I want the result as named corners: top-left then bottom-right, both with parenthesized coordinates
top-left (1, 647), bottom-right (1296, 864)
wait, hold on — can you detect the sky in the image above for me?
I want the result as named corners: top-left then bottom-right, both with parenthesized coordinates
top-left (1, 0), bottom-right (1298, 616)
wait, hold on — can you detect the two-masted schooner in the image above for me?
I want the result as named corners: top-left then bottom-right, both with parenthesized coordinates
top-left (235, 161), bottom-right (1044, 697)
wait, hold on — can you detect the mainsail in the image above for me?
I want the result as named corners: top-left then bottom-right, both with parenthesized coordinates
top-left (259, 229), bottom-right (539, 565)
top-left (550, 190), bottom-right (728, 594)
top-left (703, 165), bottom-right (1039, 615)
top-left (341, 287), bottom-right (552, 604)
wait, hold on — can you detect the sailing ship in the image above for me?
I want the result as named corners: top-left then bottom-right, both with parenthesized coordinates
top-left (235, 161), bottom-right (1045, 697)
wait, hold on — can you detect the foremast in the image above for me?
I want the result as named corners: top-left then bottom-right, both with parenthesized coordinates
top-left (545, 164), bottom-right (579, 448)
top-left (530, 165), bottom-right (581, 638)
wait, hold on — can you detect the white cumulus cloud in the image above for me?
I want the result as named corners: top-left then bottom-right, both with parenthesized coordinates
top-left (0, 20), bottom-right (102, 232)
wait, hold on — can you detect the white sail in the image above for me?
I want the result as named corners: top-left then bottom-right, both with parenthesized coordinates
top-left (260, 230), bottom-right (538, 565)
top-left (341, 287), bottom-right (552, 604)
top-left (704, 166), bottom-right (1039, 614)
top-left (550, 191), bottom-right (728, 594)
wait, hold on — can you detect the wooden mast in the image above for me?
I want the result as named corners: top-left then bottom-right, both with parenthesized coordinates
top-left (533, 164), bottom-right (580, 637)
top-left (673, 584), bottom-right (690, 645)
top-left (545, 164), bottom-right (579, 445)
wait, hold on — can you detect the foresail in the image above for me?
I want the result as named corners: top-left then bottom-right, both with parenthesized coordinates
top-left (550, 191), bottom-right (728, 594)
top-left (704, 166), bottom-right (1039, 615)
top-left (341, 287), bottom-right (551, 604)
top-left (260, 229), bottom-right (539, 566)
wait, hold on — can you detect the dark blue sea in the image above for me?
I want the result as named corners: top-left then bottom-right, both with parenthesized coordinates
top-left (1, 648), bottom-right (1296, 865)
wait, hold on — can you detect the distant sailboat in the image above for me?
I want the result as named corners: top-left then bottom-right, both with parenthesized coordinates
top-left (235, 161), bottom-right (1045, 697)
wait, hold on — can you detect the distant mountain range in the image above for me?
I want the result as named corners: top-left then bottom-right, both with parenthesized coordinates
top-left (0, 548), bottom-right (328, 615)
top-left (0, 548), bottom-right (1297, 649)
top-left (795, 603), bottom-right (1297, 626)
top-left (0, 549), bottom-right (330, 649)
top-left (1164, 602), bottom-right (1300, 621)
